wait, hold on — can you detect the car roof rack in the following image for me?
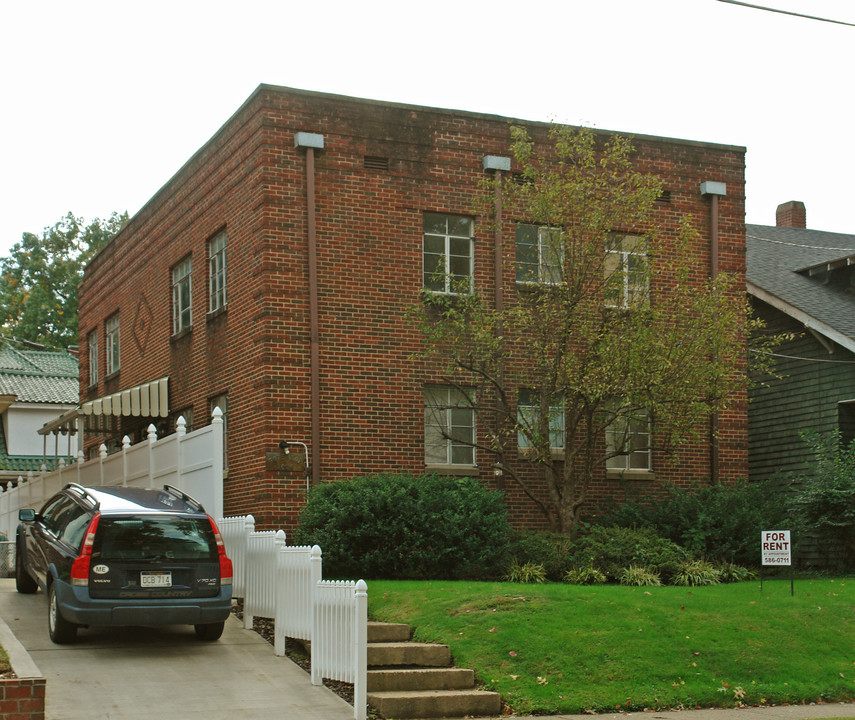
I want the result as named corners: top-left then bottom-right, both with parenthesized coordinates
top-left (161, 484), bottom-right (206, 514)
top-left (63, 483), bottom-right (100, 512)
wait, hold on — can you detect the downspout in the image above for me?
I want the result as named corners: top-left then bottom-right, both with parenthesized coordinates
top-left (484, 155), bottom-right (511, 488)
top-left (296, 132), bottom-right (325, 486)
top-left (700, 181), bottom-right (727, 484)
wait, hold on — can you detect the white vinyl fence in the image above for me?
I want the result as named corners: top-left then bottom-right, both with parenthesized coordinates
top-left (0, 411), bottom-right (224, 542)
top-left (222, 517), bottom-right (367, 720)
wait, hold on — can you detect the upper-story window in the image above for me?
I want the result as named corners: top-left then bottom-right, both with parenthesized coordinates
top-left (88, 331), bottom-right (98, 386)
top-left (605, 406), bottom-right (651, 472)
top-left (208, 230), bottom-right (227, 313)
top-left (423, 213), bottom-right (474, 294)
top-left (105, 314), bottom-right (120, 375)
top-left (605, 234), bottom-right (648, 308)
top-left (172, 256), bottom-right (193, 334)
top-left (515, 224), bottom-right (563, 284)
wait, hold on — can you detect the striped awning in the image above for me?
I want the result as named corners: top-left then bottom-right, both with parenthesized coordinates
top-left (82, 377), bottom-right (169, 418)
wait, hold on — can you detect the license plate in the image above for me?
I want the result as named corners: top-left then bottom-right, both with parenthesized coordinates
top-left (140, 571), bottom-right (172, 588)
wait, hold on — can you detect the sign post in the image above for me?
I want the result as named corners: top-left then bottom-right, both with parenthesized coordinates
top-left (760, 530), bottom-right (793, 595)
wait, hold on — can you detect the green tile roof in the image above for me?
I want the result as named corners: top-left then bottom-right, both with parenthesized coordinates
top-left (0, 346), bottom-right (78, 404)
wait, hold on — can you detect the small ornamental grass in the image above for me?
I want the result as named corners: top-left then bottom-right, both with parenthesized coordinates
top-left (618, 564), bottom-right (662, 586)
top-left (506, 560), bottom-right (547, 584)
top-left (672, 559), bottom-right (722, 587)
top-left (564, 565), bottom-right (607, 585)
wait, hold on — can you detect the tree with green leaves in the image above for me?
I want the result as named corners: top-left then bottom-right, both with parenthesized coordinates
top-left (787, 430), bottom-right (855, 570)
top-left (415, 126), bottom-right (752, 535)
top-left (0, 211), bottom-right (127, 348)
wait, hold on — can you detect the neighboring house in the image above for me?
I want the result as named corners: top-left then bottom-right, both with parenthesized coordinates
top-left (70, 85), bottom-right (747, 531)
top-left (747, 201), bottom-right (855, 481)
top-left (0, 345), bottom-right (79, 484)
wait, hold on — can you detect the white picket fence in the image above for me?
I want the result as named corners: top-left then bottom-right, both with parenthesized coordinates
top-left (220, 514), bottom-right (367, 720)
top-left (0, 411), bottom-right (224, 541)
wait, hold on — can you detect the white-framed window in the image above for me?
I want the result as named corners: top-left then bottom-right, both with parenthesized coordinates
top-left (88, 331), bottom-right (98, 386)
top-left (208, 230), bottom-right (227, 313)
top-left (423, 213), bottom-right (474, 294)
top-left (605, 406), bottom-right (652, 471)
top-left (605, 234), bottom-right (648, 308)
top-left (517, 389), bottom-right (565, 450)
top-left (172, 255), bottom-right (193, 333)
top-left (515, 224), bottom-right (563, 284)
top-left (424, 385), bottom-right (475, 466)
top-left (210, 393), bottom-right (228, 470)
top-left (105, 314), bottom-right (120, 375)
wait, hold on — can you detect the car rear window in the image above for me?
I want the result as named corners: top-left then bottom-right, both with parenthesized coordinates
top-left (92, 516), bottom-right (218, 562)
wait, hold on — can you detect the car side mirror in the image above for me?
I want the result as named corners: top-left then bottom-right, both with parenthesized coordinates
top-left (18, 509), bottom-right (36, 522)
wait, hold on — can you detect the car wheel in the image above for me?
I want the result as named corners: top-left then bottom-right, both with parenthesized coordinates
top-left (194, 621), bottom-right (225, 641)
top-left (15, 542), bottom-right (37, 594)
top-left (48, 584), bottom-right (77, 644)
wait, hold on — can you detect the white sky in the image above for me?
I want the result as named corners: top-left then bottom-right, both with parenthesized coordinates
top-left (1, 0), bottom-right (853, 257)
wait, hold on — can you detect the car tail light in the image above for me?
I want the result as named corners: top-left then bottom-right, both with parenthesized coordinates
top-left (71, 513), bottom-right (101, 587)
top-left (208, 516), bottom-right (233, 586)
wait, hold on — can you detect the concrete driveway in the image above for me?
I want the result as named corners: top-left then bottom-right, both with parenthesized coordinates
top-left (0, 578), bottom-right (355, 720)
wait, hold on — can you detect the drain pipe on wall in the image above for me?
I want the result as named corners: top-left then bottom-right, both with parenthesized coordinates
top-left (700, 181), bottom-right (726, 484)
top-left (296, 132), bottom-right (324, 487)
top-left (484, 155), bottom-right (511, 488)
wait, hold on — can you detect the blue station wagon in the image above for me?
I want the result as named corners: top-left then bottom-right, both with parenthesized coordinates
top-left (16, 483), bottom-right (233, 644)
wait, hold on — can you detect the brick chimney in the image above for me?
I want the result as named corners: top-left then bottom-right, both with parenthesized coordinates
top-left (776, 201), bottom-right (806, 228)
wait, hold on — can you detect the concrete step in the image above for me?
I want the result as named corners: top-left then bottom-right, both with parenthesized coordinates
top-left (368, 641), bottom-right (450, 668)
top-left (367, 667), bottom-right (475, 692)
top-left (368, 621), bottom-right (411, 643)
top-left (367, 688), bottom-right (502, 719)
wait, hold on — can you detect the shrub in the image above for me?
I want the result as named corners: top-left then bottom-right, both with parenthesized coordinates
top-left (506, 560), bottom-right (547, 584)
top-left (618, 565), bottom-right (661, 586)
top-left (787, 431), bottom-right (855, 571)
top-left (596, 479), bottom-right (790, 567)
top-left (717, 560), bottom-right (758, 583)
top-left (672, 559), bottom-right (722, 586)
top-left (294, 473), bottom-right (511, 580)
top-left (507, 530), bottom-right (574, 580)
top-left (570, 525), bottom-right (687, 581)
top-left (564, 565), bottom-right (607, 585)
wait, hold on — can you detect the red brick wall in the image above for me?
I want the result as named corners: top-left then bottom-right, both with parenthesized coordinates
top-left (0, 677), bottom-right (46, 719)
top-left (78, 85), bottom-right (747, 532)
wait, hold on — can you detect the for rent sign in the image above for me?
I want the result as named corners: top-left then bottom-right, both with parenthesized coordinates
top-left (761, 530), bottom-right (791, 566)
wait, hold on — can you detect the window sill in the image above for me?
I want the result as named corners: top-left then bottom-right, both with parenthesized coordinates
top-left (425, 464), bottom-right (477, 477)
top-left (518, 447), bottom-right (565, 460)
top-left (170, 327), bottom-right (193, 344)
top-left (606, 469), bottom-right (655, 481)
top-left (207, 306), bottom-right (227, 323)
top-left (420, 289), bottom-right (473, 304)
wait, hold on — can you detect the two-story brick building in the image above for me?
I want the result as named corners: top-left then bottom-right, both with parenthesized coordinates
top-left (74, 85), bottom-right (747, 530)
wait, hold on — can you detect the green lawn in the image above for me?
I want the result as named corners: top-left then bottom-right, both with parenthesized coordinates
top-left (367, 578), bottom-right (855, 716)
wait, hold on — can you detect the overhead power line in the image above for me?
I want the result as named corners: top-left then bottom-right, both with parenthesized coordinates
top-left (717, 0), bottom-right (855, 27)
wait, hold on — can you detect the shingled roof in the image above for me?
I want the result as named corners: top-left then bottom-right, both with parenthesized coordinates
top-left (0, 346), bottom-right (79, 404)
top-left (746, 224), bottom-right (855, 351)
